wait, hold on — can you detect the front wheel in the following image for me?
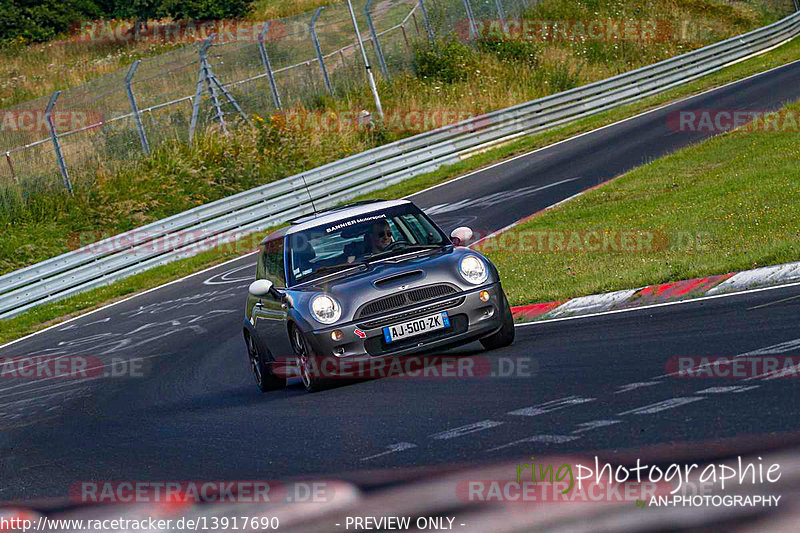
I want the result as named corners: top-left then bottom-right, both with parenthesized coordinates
top-left (480, 292), bottom-right (516, 350)
top-left (246, 333), bottom-right (286, 392)
top-left (292, 326), bottom-right (327, 393)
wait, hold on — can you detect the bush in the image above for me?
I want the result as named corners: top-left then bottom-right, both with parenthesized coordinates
top-left (546, 62), bottom-right (583, 92)
top-left (160, 0), bottom-right (253, 20)
top-left (412, 38), bottom-right (476, 84)
top-left (477, 38), bottom-right (539, 66)
top-left (0, 0), bottom-right (105, 44)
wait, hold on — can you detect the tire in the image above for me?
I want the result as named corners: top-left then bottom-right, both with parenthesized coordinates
top-left (480, 291), bottom-right (516, 350)
top-left (292, 326), bottom-right (327, 393)
top-left (245, 332), bottom-right (286, 392)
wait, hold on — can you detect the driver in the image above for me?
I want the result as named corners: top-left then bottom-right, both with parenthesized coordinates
top-left (368, 220), bottom-right (394, 253)
top-left (345, 220), bottom-right (395, 263)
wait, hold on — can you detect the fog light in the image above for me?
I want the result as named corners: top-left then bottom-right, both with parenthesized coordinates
top-left (331, 330), bottom-right (343, 341)
top-left (479, 290), bottom-right (490, 302)
top-left (333, 347), bottom-right (345, 357)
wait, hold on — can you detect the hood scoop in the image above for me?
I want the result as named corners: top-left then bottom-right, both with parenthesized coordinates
top-left (373, 270), bottom-right (424, 289)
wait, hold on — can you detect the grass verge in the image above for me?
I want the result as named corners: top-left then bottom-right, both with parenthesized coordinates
top-left (1, 34), bottom-right (800, 345)
top-left (477, 99), bottom-right (800, 305)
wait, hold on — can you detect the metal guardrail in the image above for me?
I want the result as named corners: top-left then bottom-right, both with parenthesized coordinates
top-left (1, 11), bottom-right (799, 320)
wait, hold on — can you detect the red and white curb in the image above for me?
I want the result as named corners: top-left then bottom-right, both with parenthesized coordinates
top-left (511, 261), bottom-right (800, 322)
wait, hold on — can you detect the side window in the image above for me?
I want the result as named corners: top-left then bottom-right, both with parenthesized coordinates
top-left (399, 214), bottom-right (426, 243)
top-left (263, 239), bottom-right (286, 287)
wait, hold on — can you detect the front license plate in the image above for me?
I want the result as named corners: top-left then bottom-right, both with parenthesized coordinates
top-left (383, 312), bottom-right (450, 344)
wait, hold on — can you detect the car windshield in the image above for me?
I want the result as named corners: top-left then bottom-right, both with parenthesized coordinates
top-left (287, 204), bottom-right (447, 285)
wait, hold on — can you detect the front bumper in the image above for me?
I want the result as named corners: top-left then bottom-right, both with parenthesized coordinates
top-left (306, 283), bottom-right (505, 366)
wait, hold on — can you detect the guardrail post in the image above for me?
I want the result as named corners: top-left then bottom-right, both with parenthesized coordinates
top-left (495, 0), bottom-right (506, 26)
top-left (258, 21), bottom-right (282, 109)
top-left (365, 0), bottom-right (390, 80)
top-left (125, 60), bottom-right (150, 155)
top-left (310, 7), bottom-right (334, 96)
top-left (462, 0), bottom-right (479, 41)
top-left (45, 91), bottom-right (73, 195)
top-left (419, 0), bottom-right (435, 44)
top-left (5, 151), bottom-right (17, 184)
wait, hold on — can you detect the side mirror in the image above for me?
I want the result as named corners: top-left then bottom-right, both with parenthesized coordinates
top-left (249, 279), bottom-right (275, 298)
top-left (450, 226), bottom-right (474, 247)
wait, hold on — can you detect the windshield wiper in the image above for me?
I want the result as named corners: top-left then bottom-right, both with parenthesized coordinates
top-left (302, 262), bottom-right (367, 282)
top-left (365, 244), bottom-right (444, 262)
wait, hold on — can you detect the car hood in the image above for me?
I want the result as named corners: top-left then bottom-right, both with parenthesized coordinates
top-left (288, 247), bottom-right (496, 325)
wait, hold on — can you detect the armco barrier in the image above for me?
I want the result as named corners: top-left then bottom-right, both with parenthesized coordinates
top-left (1, 11), bottom-right (799, 319)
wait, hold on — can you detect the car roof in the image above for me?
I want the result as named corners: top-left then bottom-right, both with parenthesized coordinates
top-left (260, 199), bottom-right (412, 244)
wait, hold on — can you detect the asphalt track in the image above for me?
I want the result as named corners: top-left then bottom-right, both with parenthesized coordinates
top-left (2, 58), bottom-right (800, 504)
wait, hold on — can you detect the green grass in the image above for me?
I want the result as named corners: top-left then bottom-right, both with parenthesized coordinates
top-left (1, 30), bottom-right (800, 345)
top-left (479, 100), bottom-right (800, 306)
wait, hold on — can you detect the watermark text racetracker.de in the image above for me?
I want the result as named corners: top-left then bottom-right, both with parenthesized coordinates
top-left (70, 480), bottom-right (333, 504)
top-left (68, 20), bottom-right (287, 44)
top-left (0, 110), bottom-right (103, 134)
top-left (457, 19), bottom-right (674, 43)
top-left (273, 355), bottom-right (537, 381)
top-left (0, 356), bottom-right (147, 379)
top-left (668, 109), bottom-right (800, 133)
top-left (668, 356), bottom-right (800, 379)
top-left (471, 229), bottom-right (712, 254)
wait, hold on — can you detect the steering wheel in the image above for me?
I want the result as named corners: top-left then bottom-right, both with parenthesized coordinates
top-left (383, 239), bottom-right (409, 251)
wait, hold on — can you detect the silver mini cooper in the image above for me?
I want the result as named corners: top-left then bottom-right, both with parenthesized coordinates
top-left (242, 199), bottom-right (514, 392)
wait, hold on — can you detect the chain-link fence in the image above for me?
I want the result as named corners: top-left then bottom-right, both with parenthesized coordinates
top-left (0, 0), bottom-right (794, 196)
top-left (0, 0), bottom-right (542, 195)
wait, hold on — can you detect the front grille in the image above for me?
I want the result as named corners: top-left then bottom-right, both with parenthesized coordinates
top-left (357, 284), bottom-right (459, 319)
top-left (357, 297), bottom-right (465, 329)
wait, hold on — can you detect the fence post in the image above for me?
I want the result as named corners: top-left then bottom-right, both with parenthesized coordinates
top-left (310, 7), bottom-right (334, 96)
top-left (346, 0), bottom-right (384, 120)
top-left (258, 21), bottom-right (282, 109)
top-left (495, 0), bottom-right (506, 26)
top-left (5, 152), bottom-right (17, 184)
top-left (400, 25), bottom-right (411, 50)
top-left (125, 60), bottom-right (150, 155)
top-left (190, 36), bottom-right (219, 142)
top-left (365, 0), bottom-right (390, 80)
top-left (461, 0), bottom-right (479, 41)
top-left (45, 91), bottom-right (73, 194)
top-left (418, 0), bottom-right (435, 43)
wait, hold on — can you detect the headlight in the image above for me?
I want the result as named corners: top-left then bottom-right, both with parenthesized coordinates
top-left (310, 294), bottom-right (342, 324)
top-left (459, 255), bottom-right (488, 285)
